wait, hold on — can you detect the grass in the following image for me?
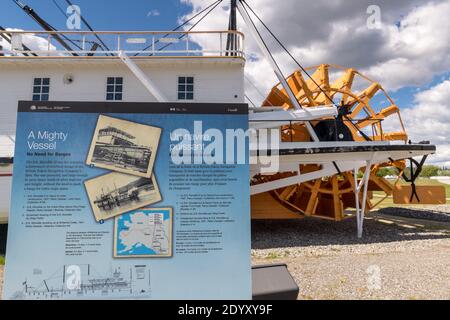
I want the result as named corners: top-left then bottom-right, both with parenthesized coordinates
top-left (266, 252), bottom-right (282, 260)
top-left (373, 178), bottom-right (450, 208)
top-left (0, 256), bottom-right (4, 266)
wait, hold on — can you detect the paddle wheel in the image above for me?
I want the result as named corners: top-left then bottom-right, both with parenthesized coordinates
top-left (251, 64), bottom-right (409, 220)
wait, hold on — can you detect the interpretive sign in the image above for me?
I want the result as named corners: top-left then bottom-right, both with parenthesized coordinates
top-left (3, 101), bottom-right (251, 300)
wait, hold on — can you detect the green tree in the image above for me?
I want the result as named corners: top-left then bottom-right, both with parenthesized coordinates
top-left (376, 167), bottom-right (397, 177)
top-left (419, 165), bottom-right (440, 178)
top-left (438, 169), bottom-right (450, 177)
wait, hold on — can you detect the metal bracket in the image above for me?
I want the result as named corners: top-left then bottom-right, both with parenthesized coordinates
top-left (402, 155), bottom-right (428, 203)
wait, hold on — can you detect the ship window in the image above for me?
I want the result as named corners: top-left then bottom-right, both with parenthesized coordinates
top-left (32, 78), bottom-right (50, 101)
top-left (178, 76), bottom-right (194, 100)
top-left (106, 77), bottom-right (123, 101)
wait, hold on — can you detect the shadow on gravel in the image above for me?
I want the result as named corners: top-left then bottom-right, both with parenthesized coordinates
top-left (378, 207), bottom-right (450, 223)
top-left (251, 213), bottom-right (450, 249)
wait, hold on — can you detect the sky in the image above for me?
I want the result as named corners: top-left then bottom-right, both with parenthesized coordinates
top-left (1, 0), bottom-right (450, 165)
top-left (0, 0), bottom-right (189, 31)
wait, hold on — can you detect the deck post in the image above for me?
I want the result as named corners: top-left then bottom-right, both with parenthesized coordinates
top-left (354, 155), bottom-right (375, 238)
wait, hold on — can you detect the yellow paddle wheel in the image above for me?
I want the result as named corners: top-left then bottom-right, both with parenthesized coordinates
top-left (251, 64), bottom-right (409, 220)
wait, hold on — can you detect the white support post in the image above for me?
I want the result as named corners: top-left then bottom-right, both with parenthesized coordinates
top-left (47, 34), bottom-right (51, 56)
top-left (152, 36), bottom-right (155, 55)
top-left (236, 0), bottom-right (319, 142)
top-left (7, 135), bottom-right (15, 144)
top-left (354, 155), bottom-right (375, 238)
top-left (251, 160), bottom-right (365, 195)
top-left (118, 50), bottom-right (168, 102)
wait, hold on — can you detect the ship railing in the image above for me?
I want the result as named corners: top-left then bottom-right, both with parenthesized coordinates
top-left (0, 30), bottom-right (245, 58)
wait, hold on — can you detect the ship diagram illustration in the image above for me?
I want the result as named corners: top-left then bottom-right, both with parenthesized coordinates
top-left (11, 264), bottom-right (151, 300)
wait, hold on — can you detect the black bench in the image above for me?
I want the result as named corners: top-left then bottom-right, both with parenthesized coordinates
top-left (252, 264), bottom-right (299, 300)
top-left (0, 224), bottom-right (7, 255)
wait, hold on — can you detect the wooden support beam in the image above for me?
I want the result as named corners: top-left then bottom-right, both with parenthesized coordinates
top-left (332, 176), bottom-right (343, 221)
top-left (305, 179), bottom-right (321, 215)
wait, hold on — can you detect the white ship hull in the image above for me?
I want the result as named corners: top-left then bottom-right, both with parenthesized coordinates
top-left (0, 165), bottom-right (12, 224)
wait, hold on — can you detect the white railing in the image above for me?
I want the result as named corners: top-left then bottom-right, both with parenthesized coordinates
top-left (0, 30), bottom-right (245, 58)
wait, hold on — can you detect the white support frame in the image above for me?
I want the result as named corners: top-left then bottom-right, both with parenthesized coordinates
top-left (7, 135), bottom-right (15, 144)
top-left (251, 160), bottom-right (365, 195)
top-left (250, 150), bottom-right (375, 238)
top-left (251, 157), bottom-right (372, 238)
top-left (353, 155), bottom-right (375, 238)
top-left (118, 51), bottom-right (168, 102)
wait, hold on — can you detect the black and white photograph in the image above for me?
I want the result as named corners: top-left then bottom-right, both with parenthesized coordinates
top-left (84, 172), bottom-right (162, 222)
top-left (86, 115), bottom-right (161, 178)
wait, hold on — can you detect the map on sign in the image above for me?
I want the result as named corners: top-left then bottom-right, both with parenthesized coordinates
top-left (114, 208), bottom-right (172, 258)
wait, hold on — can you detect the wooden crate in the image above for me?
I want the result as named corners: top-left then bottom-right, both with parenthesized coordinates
top-left (393, 185), bottom-right (446, 205)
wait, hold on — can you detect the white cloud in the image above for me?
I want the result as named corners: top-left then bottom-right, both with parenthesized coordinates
top-left (147, 9), bottom-right (161, 17)
top-left (403, 79), bottom-right (450, 143)
top-left (401, 79), bottom-right (450, 166)
top-left (0, 28), bottom-right (56, 54)
top-left (182, 0), bottom-right (450, 100)
top-left (428, 145), bottom-right (450, 167)
top-left (365, 1), bottom-right (450, 90)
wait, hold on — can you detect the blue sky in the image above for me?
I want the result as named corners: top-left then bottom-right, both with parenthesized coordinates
top-left (1, 0), bottom-right (189, 31)
top-left (381, 73), bottom-right (450, 110)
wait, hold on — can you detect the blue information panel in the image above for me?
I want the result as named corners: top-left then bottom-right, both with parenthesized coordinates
top-left (3, 101), bottom-right (251, 300)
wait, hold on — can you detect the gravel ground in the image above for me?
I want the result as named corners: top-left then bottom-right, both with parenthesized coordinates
top-left (1, 208), bottom-right (449, 300)
top-left (252, 209), bottom-right (450, 300)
